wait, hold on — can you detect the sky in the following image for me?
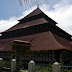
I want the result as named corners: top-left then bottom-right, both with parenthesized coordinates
top-left (0, 0), bottom-right (72, 35)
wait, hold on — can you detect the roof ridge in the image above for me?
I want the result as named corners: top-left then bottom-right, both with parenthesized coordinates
top-left (24, 8), bottom-right (43, 19)
top-left (49, 31), bottom-right (63, 49)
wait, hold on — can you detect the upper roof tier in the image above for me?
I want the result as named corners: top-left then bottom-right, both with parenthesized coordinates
top-left (4, 8), bottom-right (57, 32)
top-left (18, 8), bottom-right (57, 24)
top-left (22, 7), bottom-right (42, 19)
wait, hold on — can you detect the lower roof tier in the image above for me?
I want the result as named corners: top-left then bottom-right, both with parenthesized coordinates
top-left (0, 31), bottom-right (72, 51)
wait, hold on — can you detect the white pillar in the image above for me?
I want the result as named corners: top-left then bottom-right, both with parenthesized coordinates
top-left (11, 59), bottom-right (16, 72)
top-left (28, 60), bottom-right (35, 72)
top-left (52, 62), bottom-right (61, 72)
top-left (0, 58), bottom-right (3, 65)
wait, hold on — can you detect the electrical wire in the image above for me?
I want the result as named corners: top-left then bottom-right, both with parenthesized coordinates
top-left (44, 0), bottom-right (49, 5)
top-left (54, 2), bottom-right (72, 8)
top-left (37, 0), bottom-right (45, 9)
top-left (45, 0), bottom-right (49, 4)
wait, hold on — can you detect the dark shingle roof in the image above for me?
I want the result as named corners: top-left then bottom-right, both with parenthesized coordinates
top-left (0, 31), bottom-right (72, 51)
top-left (5, 18), bottom-right (48, 32)
top-left (4, 8), bottom-right (57, 33)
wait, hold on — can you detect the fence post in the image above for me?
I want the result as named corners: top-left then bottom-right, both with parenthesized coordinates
top-left (0, 58), bottom-right (3, 65)
top-left (0, 58), bottom-right (3, 72)
top-left (52, 62), bottom-right (61, 72)
top-left (11, 59), bottom-right (16, 72)
top-left (28, 60), bottom-right (35, 72)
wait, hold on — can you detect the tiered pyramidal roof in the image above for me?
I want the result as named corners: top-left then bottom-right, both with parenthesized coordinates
top-left (5, 8), bottom-right (57, 32)
top-left (0, 8), bottom-right (72, 51)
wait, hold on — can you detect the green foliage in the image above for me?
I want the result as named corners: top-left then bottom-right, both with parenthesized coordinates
top-left (16, 60), bottom-right (24, 70)
top-left (61, 68), bottom-right (72, 72)
top-left (1, 60), bottom-right (11, 68)
top-left (1, 60), bottom-right (28, 70)
top-left (60, 55), bottom-right (64, 66)
top-left (35, 64), bottom-right (72, 72)
top-left (70, 69), bottom-right (72, 72)
top-left (0, 65), bottom-right (2, 70)
top-left (35, 64), bottom-right (52, 72)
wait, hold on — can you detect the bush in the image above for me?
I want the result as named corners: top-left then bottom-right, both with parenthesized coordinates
top-left (16, 60), bottom-right (24, 70)
top-left (1, 61), bottom-right (11, 68)
top-left (35, 64), bottom-right (52, 72)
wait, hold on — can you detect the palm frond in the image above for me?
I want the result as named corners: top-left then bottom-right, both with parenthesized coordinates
top-left (19, 0), bottom-right (22, 6)
top-left (19, 0), bottom-right (38, 7)
top-left (24, 0), bottom-right (27, 6)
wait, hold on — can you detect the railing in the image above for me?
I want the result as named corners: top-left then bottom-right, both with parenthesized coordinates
top-left (36, 63), bottom-right (49, 67)
top-left (61, 65), bottom-right (72, 72)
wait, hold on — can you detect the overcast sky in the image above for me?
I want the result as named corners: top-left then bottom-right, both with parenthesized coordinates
top-left (0, 0), bottom-right (72, 35)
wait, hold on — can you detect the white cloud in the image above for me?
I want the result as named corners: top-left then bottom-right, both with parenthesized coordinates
top-left (44, 0), bottom-right (72, 35)
top-left (54, 0), bottom-right (72, 8)
top-left (0, 17), bottom-right (19, 33)
top-left (0, 6), bottom-right (36, 33)
top-left (40, 4), bottom-right (50, 11)
top-left (0, 0), bottom-right (72, 36)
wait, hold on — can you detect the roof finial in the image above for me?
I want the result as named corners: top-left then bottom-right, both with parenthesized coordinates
top-left (36, 1), bottom-right (39, 8)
